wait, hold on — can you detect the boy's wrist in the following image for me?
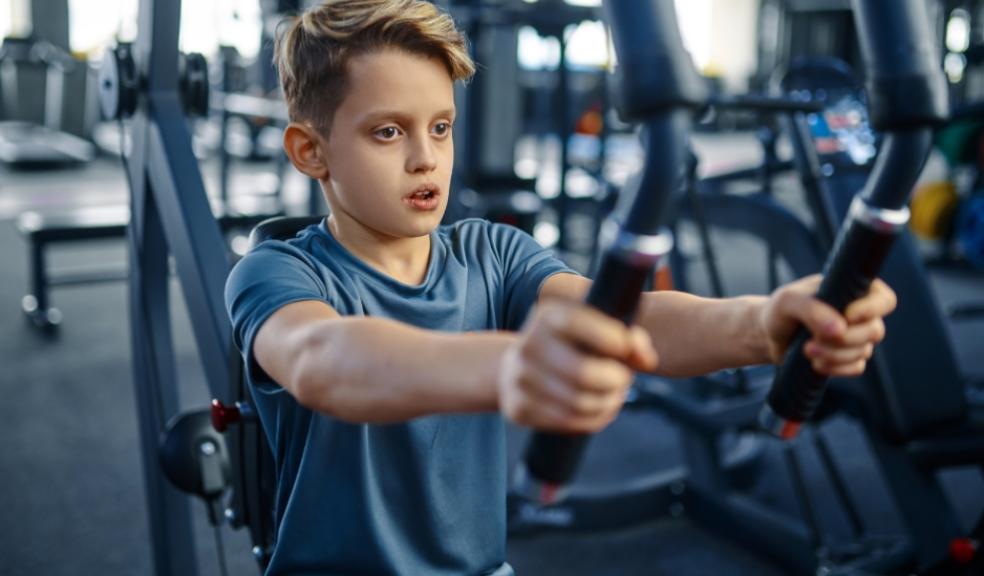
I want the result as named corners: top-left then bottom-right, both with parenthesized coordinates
top-left (745, 295), bottom-right (775, 364)
top-left (476, 332), bottom-right (517, 413)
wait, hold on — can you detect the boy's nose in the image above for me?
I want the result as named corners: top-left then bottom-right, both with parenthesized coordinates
top-left (406, 136), bottom-right (438, 173)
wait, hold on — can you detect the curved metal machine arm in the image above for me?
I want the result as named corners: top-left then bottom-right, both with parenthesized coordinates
top-left (760, 0), bottom-right (949, 438)
top-left (516, 0), bottom-right (706, 504)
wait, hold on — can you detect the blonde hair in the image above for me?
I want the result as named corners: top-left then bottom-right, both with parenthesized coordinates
top-left (275, 0), bottom-right (475, 133)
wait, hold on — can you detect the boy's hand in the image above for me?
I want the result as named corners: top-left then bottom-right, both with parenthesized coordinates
top-left (760, 275), bottom-right (897, 376)
top-left (498, 300), bottom-right (659, 434)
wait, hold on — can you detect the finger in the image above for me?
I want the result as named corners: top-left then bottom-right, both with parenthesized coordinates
top-left (552, 395), bottom-right (626, 434)
top-left (805, 340), bottom-right (873, 365)
top-left (844, 279), bottom-right (897, 323)
top-left (527, 334), bottom-right (634, 394)
top-left (625, 326), bottom-right (659, 373)
top-left (517, 399), bottom-right (574, 433)
top-left (776, 289), bottom-right (847, 341)
top-left (518, 362), bottom-right (616, 418)
top-left (792, 274), bottom-right (823, 294)
top-left (831, 319), bottom-right (885, 347)
top-left (524, 331), bottom-right (585, 377)
top-left (810, 358), bottom-right (868, 378)
top-left (564, 406), bottom-right (623, 435)
top-left (570, 356), bottom-right (635, 394)
top-left (543, 303), bottom-right (637, 360)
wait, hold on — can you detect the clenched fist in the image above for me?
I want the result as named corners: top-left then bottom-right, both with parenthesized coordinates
top-left (498, 300), bottom-right (657, 434)
top-left (760, 275), bottom-right (897, 376)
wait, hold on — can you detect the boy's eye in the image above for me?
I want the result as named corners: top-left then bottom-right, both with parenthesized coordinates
top-left (375, 126), bottom-right (400, 140)
top-left (433, 122), bottom-right (451, 136)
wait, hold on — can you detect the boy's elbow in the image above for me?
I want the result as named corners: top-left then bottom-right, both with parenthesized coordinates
top-left (285, 324), bottom-right (346, 417)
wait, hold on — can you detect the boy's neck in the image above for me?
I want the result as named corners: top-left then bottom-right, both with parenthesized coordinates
top-left (326, 215), bottom-right (432, 286)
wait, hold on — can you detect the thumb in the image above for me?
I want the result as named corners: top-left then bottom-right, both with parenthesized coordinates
top-left (778, 291), bottom-right (846, 342)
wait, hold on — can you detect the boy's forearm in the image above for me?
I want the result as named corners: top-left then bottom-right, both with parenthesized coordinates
top-left (291, 317), bottom-right (514, 422)
top-left (638, 291), bottom-right (771, 377)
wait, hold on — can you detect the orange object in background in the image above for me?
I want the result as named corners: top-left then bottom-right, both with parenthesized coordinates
top-left (653, 262), bottom-right (674, 291)
top-left (575, 106), bottom-right (604, 136)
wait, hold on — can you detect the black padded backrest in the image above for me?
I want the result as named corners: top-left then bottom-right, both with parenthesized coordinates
top-left (247, 216), bottom-right (323, 251)
top-left (230, 215), bottom-right (322, 565)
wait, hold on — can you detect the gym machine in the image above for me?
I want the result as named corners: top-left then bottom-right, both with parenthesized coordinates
top-left (0, 36), bottom-right (96, 166)
top-left (519, 0), bottom-right (984, 574)
top-left (98, 0), bottom-right (242, 573)
top-left (516, 0), bottom-right (703, 504)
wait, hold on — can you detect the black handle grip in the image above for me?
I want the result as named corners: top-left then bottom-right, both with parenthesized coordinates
top-left (765, 215), bottom-right (898, 433)
top-left (523, 253), bottom-right (654, 486)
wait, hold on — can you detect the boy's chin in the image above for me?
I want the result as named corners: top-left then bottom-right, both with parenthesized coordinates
top-left (402, 211), bottom-right (446, 237)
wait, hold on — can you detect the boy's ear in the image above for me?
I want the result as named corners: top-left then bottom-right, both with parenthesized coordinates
top-left (283, 123), bottom-right (330, 180)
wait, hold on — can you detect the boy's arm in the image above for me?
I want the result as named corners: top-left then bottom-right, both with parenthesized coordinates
top-left (253, 300), bottom-right (513, 422)
top-left (254, 294), bottom-right (655, 433)
top-left (540, 273), bottom-right (895, 378)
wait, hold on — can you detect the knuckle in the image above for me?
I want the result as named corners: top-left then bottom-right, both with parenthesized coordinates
top-left (572, 367), bottom-right (594, 391)
top-left (851, 360), bottom-right (866, 376)
top-left (516, 370), bottom-right (536, 393)
top-left (537, 302), bottom-right (563, 329)
top-left (512, 404), bottom-right (530, 426)
top-left (614, 363), bottom-right (634, 388)
top-left (774, 289), bottom-right (794, 309)
top-left (812, 358), bottom-right (826, 373)
top-left (572, 393), bottom-right (596, 416)
top-left (886, 288), bottom-right (898, 310)
top-left (872, 320), bottom-right (886, 342)
top-left (518, 338), bottom-right (536, 360)
top-left (565, 415), bottom-right (591, 434)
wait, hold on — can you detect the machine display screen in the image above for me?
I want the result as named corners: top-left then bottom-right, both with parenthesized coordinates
top-left (806, 95), bottom-right (878, 167)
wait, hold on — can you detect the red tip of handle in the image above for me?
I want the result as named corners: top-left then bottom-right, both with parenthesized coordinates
top-left (210, 399), bottom-right (241, 432)
top-left (780, 421), bottom-right (802, 440)
top-left (540, 483), bottom-right (561, 506)
top-left (949, 537), bottom-right (978, 564)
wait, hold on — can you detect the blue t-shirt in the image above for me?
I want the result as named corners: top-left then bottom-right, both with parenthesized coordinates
top-left (225, 218), bottom-right (575, 575)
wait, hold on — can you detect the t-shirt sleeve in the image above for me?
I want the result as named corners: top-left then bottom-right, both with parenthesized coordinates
top-left (225, 242), bottom-right (329, 387)
top-left (488, 223), bottom-right (579, 330)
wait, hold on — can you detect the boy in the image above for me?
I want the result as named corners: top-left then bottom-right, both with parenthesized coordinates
top-left (225, 1), bottom-right (896, 574)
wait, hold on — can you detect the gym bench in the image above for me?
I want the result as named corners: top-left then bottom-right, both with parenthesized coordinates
top-left (16, 205), bottom-right (281, 333)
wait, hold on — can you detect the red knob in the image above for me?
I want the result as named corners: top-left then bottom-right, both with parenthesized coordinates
top-left (211, 399), bottom-right (242, 432)
top-left (949, 537), bottom-right (978, 565)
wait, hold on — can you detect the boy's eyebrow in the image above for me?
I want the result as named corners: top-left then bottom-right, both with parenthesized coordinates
top-left (361, 108), bottom-right (457, 124)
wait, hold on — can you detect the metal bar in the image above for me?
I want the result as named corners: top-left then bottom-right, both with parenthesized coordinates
top-left (29, 233), bottom-right (48, 313)
top-left (148, 95), bottom-right (233, 395)
top-left (685, 149), bottom-right (727, 298)
top-left (556, 35), bottom-right (570, 252)
top-left (813, 429), bottom-right (866, 538)
top-left (220, 108), bottom-right (231, 206)
top-left (46, 269), bottom-right (128, 286)
top-left (759, 128), bottom-right (781, 292)
top-left (129, 0), bottom-right (228, 573)
top-left (785, 443), bottom-right (824, 550)
top-left (128, 109), bottom-right (199, 576)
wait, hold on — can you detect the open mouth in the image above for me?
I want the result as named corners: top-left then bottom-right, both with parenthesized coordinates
top-left (408, 189), bottom-right (437, 201)
top-left (404, 184), bottom-right (441, 210)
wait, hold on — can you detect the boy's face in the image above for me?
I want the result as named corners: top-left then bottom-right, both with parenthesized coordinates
top-left (321, 48), bottom-right (456, 240)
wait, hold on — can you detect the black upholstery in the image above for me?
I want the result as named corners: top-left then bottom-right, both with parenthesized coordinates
top-left (247, 216), bottom-right (323, 250)
top-left (226, 215), bottom-right (322, 567)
